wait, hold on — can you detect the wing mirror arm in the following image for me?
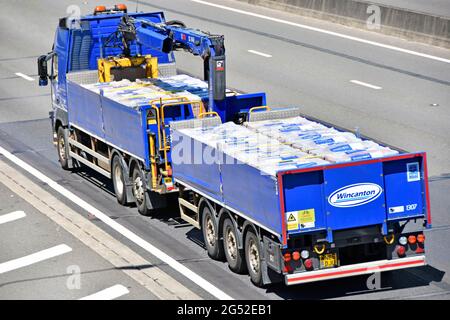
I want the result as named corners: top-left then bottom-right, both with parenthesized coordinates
top-left (37, 52), bottom-right (55, 86)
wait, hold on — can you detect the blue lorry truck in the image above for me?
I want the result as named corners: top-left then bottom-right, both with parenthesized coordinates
top-left (38, 4), bottom-right (431, 287)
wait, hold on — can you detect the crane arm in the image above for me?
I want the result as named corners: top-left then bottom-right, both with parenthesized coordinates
top-left (117, 15), bottom-right (226, 103)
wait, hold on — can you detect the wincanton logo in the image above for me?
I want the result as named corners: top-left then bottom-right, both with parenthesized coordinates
top-left (328, 183), bottom-right (382, 208)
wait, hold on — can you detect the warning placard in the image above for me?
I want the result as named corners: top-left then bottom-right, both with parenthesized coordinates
top-left (298, 208), bottom-right (315, 229)
top-left (286, 212), bottom-right (299, 231)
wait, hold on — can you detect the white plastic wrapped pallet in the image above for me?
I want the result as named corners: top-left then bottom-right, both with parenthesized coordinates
top-left (178, 122), bottom-right (329, 177)
top-left (245, 115), bottom-right (398, 163)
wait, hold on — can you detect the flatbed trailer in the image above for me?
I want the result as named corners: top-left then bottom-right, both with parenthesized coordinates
top-left (170, 110), bottom-right (431, 286)
top-left (38, 5), bottom-right (431, 287)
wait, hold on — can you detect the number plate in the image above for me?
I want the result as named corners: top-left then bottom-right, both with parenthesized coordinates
top-left (319, 253), bottom-right (337, 269)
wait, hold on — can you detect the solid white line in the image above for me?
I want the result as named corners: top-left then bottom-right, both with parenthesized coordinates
top-left (15, 72), bottom-right (34, 81)
top-left (79, 284), bottom-right (130, 300)
top-left (248, 49), bottom-right (272, 58)
top-left (0, 244), bottom-right (72, 274)
top-left (0, 211), bottom-right (26, 225)
top-left (191, 0), bottom-right (450, 64)
top-left (350, 80), bottom-right (382, 90)
top-left (0, 145), bottom-right (233, 300)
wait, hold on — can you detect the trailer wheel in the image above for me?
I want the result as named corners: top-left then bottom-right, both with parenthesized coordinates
top-left (223, 218), bottom-right (247, 274)
top-left (57, 126), bottom-right (70, 170)
top-left (132, 165), bottom-right (166, 216)
top-left (245, 230), bottom-right (263, 287)
top-left (201, 206), bottom-right (224, 260)
top-left (112, 155), bottom-right (127, 205)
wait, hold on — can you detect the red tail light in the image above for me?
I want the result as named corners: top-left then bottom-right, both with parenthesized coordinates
top-left (292, 251), bottom-right (300, 261)
top-left (397, 245), bottom-right (406, 257)
top-left (304, 258), bottom-right (313, 270)
top-left (417, 234), bottom-right (425, 243)
top-left (408, 235), bottom-right (417, 245)
top-left (283, 265), bottom-right (293, 273)
top-left (283, 253), bottom-right (292, 263)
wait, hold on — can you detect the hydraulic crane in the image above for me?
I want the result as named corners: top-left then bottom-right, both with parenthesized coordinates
top-left (103, 12), bottom-right (226, 114)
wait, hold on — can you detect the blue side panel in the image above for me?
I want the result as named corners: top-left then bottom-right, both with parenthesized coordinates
top-left (221, 160), bottom-right (281, 234)
top-left (67, 81), bottom-right (104, 139)
top-left (282, 171), bottom-right (327, 234)
top-left (101, 97), bottom-right (146, 160)
top-left (170, 130), bottom-right (222, 202)
top-left (67, 81), bottom-right (146, 161)
top-left (324, 162), bottom-right (385, 230)
top-left (384, 157), bottom-right (425, 220)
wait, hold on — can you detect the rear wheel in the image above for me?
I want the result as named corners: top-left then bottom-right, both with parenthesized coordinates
top-left (201, 206), bottom-right (224, 260)
top-left (245, 229), bottom-right (263, 287)
top-left (223, 218), bottom-right (247, 274)
top-left (57, 126), bottom-right (70, 170)
top-left (112, 155), bottom-right (127, 205)
top-left (132, 165), bottom-right (167, 216)
top-left (132, 165), bottom-right (152, 216)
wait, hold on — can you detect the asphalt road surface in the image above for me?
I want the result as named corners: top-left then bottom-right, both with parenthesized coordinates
top-left (0, 0), bottom-right (449, 300)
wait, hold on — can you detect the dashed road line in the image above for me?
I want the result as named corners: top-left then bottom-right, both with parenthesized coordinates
top-left (14, 72), bottom-right (34, 81)
top-left (0, 210), bottom-right (26, 225)
top-left (248, 49), bottom-right (272, 58)
top-left (79, 284), bottom-right (130, 300)
top-left (350, 80), bottom-right (382, 90)
top-left (0, 244), bottom-right (72, 274)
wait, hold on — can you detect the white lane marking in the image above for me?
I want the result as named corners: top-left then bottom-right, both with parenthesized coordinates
top-left (0, 244), bottom-right (72, 274)
top-left (248, 49), bottom-right (272, 58)
top-left (0, 211), bottom-right (26, 225)
top-left (191, 0), bottom-right (450, 64)
top-left (79, 284), bottom-right (130, 300)
top-left (0, 145), bottom-right (233, 300)
top-left (15, 72), bottom-right (34, 81)
top-left (350, 80), bottom-right (382, 90)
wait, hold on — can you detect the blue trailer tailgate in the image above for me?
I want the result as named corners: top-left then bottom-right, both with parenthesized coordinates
top-left (277, 153), bottom-right (431, 245)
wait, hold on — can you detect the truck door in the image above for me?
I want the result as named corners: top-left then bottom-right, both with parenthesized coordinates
top-left (53, 26), bottom-right (70, 110)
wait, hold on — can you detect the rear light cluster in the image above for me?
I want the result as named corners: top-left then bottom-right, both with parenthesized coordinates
top-left (283, 249), bottom-right (313, 273)
top-left (396, 233), bottom-right (425, 257)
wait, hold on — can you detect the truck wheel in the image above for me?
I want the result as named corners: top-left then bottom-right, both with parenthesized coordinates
top-left (112, 155), bottom-right (127, 205)
top-left (201, 206), bottom-right (224, 260)
top-left (57, 126), bottom-right (70, 170)
top-left (132, 165), bottom-right (166, 216)
top-left (132, 165), bottom-right (152, 216)
top-left (223, 218), bottom-right (247, 274)
top-left (245, 230), bottom-right (263, 287)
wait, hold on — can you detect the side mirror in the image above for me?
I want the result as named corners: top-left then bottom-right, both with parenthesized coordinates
top-left (37, 55), bottom-right (49, 86)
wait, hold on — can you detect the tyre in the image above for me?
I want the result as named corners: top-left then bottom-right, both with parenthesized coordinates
top-left (112, 155), bottom-right (127, 205)
top-left (245, 229), bottom-right (264, 287)
top-left (201, 205), bottom-right (224, 260)
top-left (57, 126), bottom-right (70, 170)
top-left (223, 218), bottom-right (247, 274)
top-left (132, 165), bottom-right (166, 216)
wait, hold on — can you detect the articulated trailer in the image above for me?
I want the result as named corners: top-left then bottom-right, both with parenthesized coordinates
top-left (38, 5), bottom-right (431, 287)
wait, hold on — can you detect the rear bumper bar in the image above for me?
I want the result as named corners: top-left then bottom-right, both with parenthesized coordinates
top-left (285, 255), bottom-right (426, 285)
